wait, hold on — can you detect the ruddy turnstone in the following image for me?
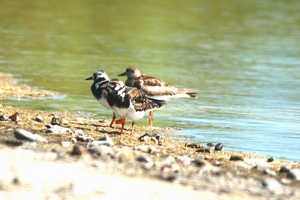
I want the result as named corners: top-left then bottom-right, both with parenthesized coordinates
top-left (85, 70), bottom-right (117, 127)
top-left (104, 78), bottom-right (166, 135)
top-left (118, 67), bottom-right (197, 125)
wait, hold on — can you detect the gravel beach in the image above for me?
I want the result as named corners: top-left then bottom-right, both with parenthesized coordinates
top-left (1, 72), bottom-right (300, 199)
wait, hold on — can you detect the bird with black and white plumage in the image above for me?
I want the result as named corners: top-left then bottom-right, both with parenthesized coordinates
top-left (85, 70), bottom-right (117, 128)
top-left (103, 78), bottom-right (166, 135)
top-left (118, 66), bottom-right (197, 125)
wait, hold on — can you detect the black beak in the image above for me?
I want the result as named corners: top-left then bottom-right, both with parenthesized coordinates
top-left (85, 76), bottom-right (93, 80)
top-left (118, 72), bottom-right (126, 76)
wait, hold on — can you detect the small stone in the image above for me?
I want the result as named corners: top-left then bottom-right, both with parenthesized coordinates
top-left (34, 115), bottom-right (44, 122)
top-left (262, 178), bottom-right (283, 195)
top-left (186, 143), bottom-right (204, 148)
top-left (267, 157), bottom-right (274, 162)
top-left (193, 159), bottom-right (207, 167)
top-left (229, 155), bottom-right (244, 161)
top-left (88, 144), bottom-right (114, 156)
top-left (214, 143), bottom-right (223, 151)
top-left (279, 166), bottom-right (290, 173)
top-left (74, 129), bottom-right (84, 136)
top-left (287, 168), bottom-right (300, 180)
top-left (207, 142), bottom-right (214, 147)
top-left (46, 124), bottom-right (71, 134)
top-left (70, 145), bottom-right (85, 156)
top-left (195, 148), bottom-right (210, 153)
top-left (263, 168), bottom-right (277, 176)
top-left (136, 155), bottom-right (152, 163)
top-left (13, 129), bottom-right (48, 143)
top-left (138, 133), bottom-right (150, 142)
top-left (51, 116), bottom-right (62, 125)
top-left (98, 136), bottom-right (114, 146)
top-left (280, 178), bottom-right (291, 185)
top-left (0, 115), bottom-right (9, 121)
top-left (71, 138), bottom-right (77, 144)
top-left (150, 137), bottom-right (158, 145)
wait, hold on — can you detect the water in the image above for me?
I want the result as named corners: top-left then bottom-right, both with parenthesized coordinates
top-left (1, 0), bottom-right (300, 161)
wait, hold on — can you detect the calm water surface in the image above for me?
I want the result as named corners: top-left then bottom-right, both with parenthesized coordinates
top-left (1, 0), bottom-right (300, 161)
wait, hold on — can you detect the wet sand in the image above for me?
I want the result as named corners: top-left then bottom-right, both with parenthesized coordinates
top-left (0, 72), bottom-right (300, 199)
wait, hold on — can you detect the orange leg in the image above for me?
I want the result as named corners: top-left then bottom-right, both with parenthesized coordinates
top-left (130, 122), bottom-right (135, 136)
top-left (116, 118), bottom-right (126, 135)
top-left (109, 113), bottom-right (116, 128)
top-left (148, 111), bottom-right (154, 126)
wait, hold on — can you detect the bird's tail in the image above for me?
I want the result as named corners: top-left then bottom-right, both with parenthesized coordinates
top-left (148, 98), bottom-right (167, 109)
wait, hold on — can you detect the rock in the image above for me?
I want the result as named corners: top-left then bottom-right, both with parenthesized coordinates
top-left (138, 133), bottom-right (164, 144)
top-left (51, 116), bottom-right (62, 125)
top-left (13, 129), bottom-right (48, 143)
top-left (46, 124), bottom-right (71, 134)
top-left (287, 168), bottom-right (300, 180)
top-left (0, 115), bottom-right (9, 121)
top-left (280, 178), bottom-right (291, 185)
top-left (262, 178), bottom-right (283, 195)
top-left (75, 135), bottom-right (94, 142)
top-left (133, 145), bottom-right (159, 153)
top-left (136, 155), bottom-right (152, 163)
top-left (34, 115), bottom-right (44, 122)
top-left (263, 168), bottom-right (277, 176)
top-left (279, 166), bottom-right (290, 173)
top-left (195, 148), bottom-right (210, 153)
top-left (192, 159), bottom-right (207, 167)
top-left (88, 144), bottom-right (114, 157)
top-left (70, 145), bottom-right (85, 156)
top-left (207, 142), bottom-right (215, 147)
top-left (185, 142), bottom-right (204, 148)
top-left (214, 143), bottom-right (223, 151)
top-left (98, 136), bottom-right (114, 147)
top-left (229, 155), bottom-right (244, 161)
top-left (267, 157), bottom-right (274, 162)
top-left (70, 138), bottom-right (77, 144)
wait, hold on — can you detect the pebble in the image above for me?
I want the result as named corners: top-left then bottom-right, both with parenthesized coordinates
top-left (195, 148), bottom-right (210, 153)
top-left (262, 177), bottom-right (283, 195)
top-left (13, 129), bottom-right (48, 143)
top-left (70, 145), bottom-right (85, 156)
top-left (46, 124), bottom-right (71, 134)
top-left (51, 116), bottom-right (62, 125)
top-left (138, 133), bottom-right (164, 144)
top-left (88, 144), bottom-right (114, 157)
top-left (185, 143), bottom-right (204, 148)
top-left (136, 155), bottom-right (152, 163)
top-left (214, 143), bottom-right (223, 151)
top-left (87, 141), bottom-right (114, 156)
top-left (98, 136), bottom-right (114, 147)
top-left (229, 155), bottom-right (244, 161)
top-left (287, 168), bottom-right (300, 180)
top-left (279, 166), bottom-right (290, 173)
top-left (207, 142), bottom-right (215, 147)
top-left (0, 115), bottom-right (9, 121)
top-left (34, 115), bottom-right (44, 122)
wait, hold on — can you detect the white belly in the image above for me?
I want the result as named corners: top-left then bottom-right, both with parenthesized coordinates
top-left (112, 106), bottom-right (145, 122)
top-left (98, 98), bottom-right (111, 110)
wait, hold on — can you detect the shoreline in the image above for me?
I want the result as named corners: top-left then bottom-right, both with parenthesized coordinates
top-left (1, 72), bottom-right (300, 199)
